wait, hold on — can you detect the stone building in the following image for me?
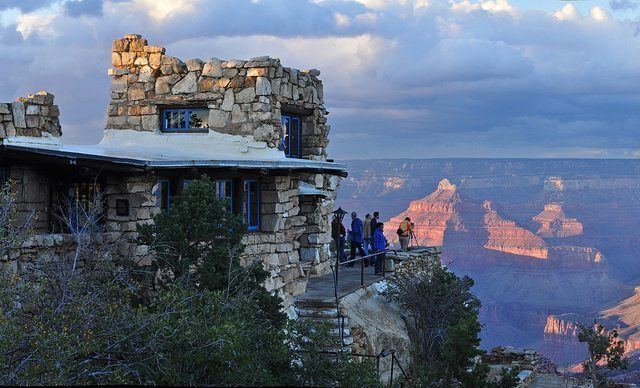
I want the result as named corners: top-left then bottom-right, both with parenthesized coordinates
top-left (0, 34), bottom-right (346, 309)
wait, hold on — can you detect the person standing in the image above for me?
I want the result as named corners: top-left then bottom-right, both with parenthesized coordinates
top-left (349, 212), bottom-right (367, 266)
top-left (370, 211), bottom-right (379, 237)
top-left (331, 215), bottom-right (346, 262)
top-left (399, 216), bottom-right (413, 252)
top-left (373, 222), bottom-right (388, 274)
top-left (363, 214), bottom-right (372, 257)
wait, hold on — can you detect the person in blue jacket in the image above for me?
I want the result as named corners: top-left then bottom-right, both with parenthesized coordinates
top-left (348, 212), bottom-right (367, 267)
top-left (373, 222), bottom-right (388, 274)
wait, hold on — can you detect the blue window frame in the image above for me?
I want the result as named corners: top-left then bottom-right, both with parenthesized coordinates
top-left (281, 114), bottom-right (302, 158)
top-left (162, 108), bottom-right (209, 132)
top-left (216, 180), bottom-right (233, 212)
top-left (244, 180), bottom-right (260, 231)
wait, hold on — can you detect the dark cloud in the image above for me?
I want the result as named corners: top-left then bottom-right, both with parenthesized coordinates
top-left (0, 0), bottom-right (639, 158)
top-left (610, 0), bottom-right (639, 11)
top-left (63, 0), bottom-right (103, 17)
top-left (0, 0), bottom-right (53, 13)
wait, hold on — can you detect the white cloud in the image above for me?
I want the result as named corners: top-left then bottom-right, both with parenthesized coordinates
top-left (16, 12), bottom-right (56, 38)
top-left (451, 0), bottom-right (516, 15)
top-left (334, 12), bottom-right (350, 27)
top-left (590, 6), bottom-right (611, 21)
top-left (554, 4), bottom-right (581, 21)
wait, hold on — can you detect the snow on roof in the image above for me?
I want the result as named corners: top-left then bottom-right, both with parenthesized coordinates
top-left (1, 129), bottom-right (347, 174)
top-left (299, 181), bottom-right (328, 197)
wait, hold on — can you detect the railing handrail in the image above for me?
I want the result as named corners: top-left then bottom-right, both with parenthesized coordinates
top-left (330, 248), bottom-right (398, 269)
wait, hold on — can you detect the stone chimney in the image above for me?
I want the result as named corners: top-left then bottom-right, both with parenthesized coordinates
top-left (0, 91), bottom-right (61, 138)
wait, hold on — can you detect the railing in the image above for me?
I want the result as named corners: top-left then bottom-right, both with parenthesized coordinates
top-left (329, 248), bottom-right (397, 348)
top-left (320, 349), bottom-right (411, 386)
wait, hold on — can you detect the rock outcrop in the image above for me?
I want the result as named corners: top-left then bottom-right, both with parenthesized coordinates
top-left (533, 204), bottom-right (583, 238)
top-left (385, 179), bottom-right (462, 246)
top-left (483, 201), bottom-right (549, 259)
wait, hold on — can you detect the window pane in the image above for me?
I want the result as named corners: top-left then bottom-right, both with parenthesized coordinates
top-left (281, 114), bottom-right (302, 158)
top-left (178, 110), bottom-right (186, 128)
top-left (216, 180), bottom-right (233, 212)
top-left (244, 180), bottom-right (260, 230)
top-left (189, 109), bottom-right (209, 129)
top-left (290, 117), bottom-right (300, 158)
top-left (282, 116), bottom-right (290, 155)
top-left (249, 182), bottom-right (259, 229)
top-left (164, 111), bottom-right (174, 129)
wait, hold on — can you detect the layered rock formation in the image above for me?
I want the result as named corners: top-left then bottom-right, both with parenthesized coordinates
top-left (385, 179), bottom-right (462, 247)
top-left (533, 204), bottom-right (583, 238)
top-left (483, 201), bottom-right (549, 259)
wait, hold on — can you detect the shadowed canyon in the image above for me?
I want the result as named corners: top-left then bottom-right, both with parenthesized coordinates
top-left (338, 159), bottom-right (640, 366)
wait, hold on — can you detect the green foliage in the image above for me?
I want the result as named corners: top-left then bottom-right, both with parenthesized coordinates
top-left (289, 320), bottom-right (381, 387)
top-left (577, 322), bottom-right (628, 387)
top-left (0, 176), bottom-right (379, 386)
top-left (385, 259), bottom-right (517, 387)
top-left (0, 180), bottom-right (31, 258)
top-left (137, 176), bottom-right (283, 324)
top-left (0, 261), bottom-right (135, 385)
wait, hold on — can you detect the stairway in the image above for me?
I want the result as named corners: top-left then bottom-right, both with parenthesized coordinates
top-left (294, 299), bottom-right (354, 352)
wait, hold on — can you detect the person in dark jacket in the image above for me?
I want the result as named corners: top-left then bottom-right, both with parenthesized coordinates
top-left (348, 212), bottom-right (367, 267)
top-left (373, 222), bottom-right (388, 274)
top-left (370, 211), bottom-right (379, 237)
top-left (331, 215), bottom-right (346, 262)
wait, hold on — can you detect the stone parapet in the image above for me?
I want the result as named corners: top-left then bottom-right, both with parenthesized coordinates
top-left (0, 91), bottom-right (61, 138)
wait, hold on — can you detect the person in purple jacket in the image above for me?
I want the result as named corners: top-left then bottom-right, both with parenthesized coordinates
top-left (373, 222), bottom-right (388, 274)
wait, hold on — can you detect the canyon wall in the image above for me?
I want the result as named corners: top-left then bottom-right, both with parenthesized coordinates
top-left (338, 159), bottom-right (640, 366)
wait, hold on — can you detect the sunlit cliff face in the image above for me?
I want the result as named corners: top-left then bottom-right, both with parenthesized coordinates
top-left (533, 203), bottom-right (583, 238)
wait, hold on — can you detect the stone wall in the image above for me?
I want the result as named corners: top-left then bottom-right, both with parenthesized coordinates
top-left (0, 232), bottom-right (122, 277)
top-left (9, 166), bottom-right (50, 232)
top-left (0, 91), bottom-right (61, 138)
top-left (107, 34), bottom-right (330, 160)
top-left (298, 173), bottom-right (341, 276)
top-left (240, 173), bottom-right (341, 308)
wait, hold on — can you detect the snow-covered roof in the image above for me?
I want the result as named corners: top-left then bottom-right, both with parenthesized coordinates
top-left (299, 181), bottom-right (329, 197)
top-left (1, 129), bottom-right (347, 175)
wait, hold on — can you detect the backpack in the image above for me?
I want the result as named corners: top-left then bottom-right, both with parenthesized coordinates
top-left (396, 227), bottom-right (403, 237)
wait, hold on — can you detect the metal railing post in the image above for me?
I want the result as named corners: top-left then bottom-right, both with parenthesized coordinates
top-left (360, 255), bottom-right (364, 288)
top-left (390, 351), bottom-right (395, 385)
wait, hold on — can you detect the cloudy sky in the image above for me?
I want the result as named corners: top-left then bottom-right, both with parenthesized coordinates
top-left (1, 0), bottom-right (639, 159)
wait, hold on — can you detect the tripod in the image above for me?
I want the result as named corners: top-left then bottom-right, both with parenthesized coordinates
top-left (409, 228), bottom-right (419, 248)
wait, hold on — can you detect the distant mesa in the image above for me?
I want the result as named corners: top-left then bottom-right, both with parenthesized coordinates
top-left (438, 178), bottom-right (456, 191)
top-left (383, 176), bottom-right (406, 190)
top-left (544, 176), bottom-right (565, 192)
top-left (533, 203), bottom-right (583, 238)
top-left (482, 201), bottom-right (549, 259)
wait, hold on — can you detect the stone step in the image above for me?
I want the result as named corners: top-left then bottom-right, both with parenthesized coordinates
top-left (297, 315), bottom-right (350, 327)
top-left (294, 299), bottom-right (336, 309)
top-left (295, 307), bottom-right (339, 319)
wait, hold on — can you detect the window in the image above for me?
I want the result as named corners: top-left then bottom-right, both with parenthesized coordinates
top-left (243, 180), bottom-right (260, 231)
top-left (159, 179), bottom-right (171, 211)
top-left (116, 199), bottom-right (130, 217)
top-left (216, 180), bottom-right (233, 212)
top-left (281, 114), bottom-right (302, 158)
top-left (162, 108), bottom-right (209, 132)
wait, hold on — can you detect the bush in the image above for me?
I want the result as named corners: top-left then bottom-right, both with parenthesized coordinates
top-left (385, 258), bottom-right (517, 387)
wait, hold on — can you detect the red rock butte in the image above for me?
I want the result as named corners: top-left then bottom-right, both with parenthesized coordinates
top-left (483, 201), bottom-right (549, 259)
top-left (533, 203), bottom-right (583, 238)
